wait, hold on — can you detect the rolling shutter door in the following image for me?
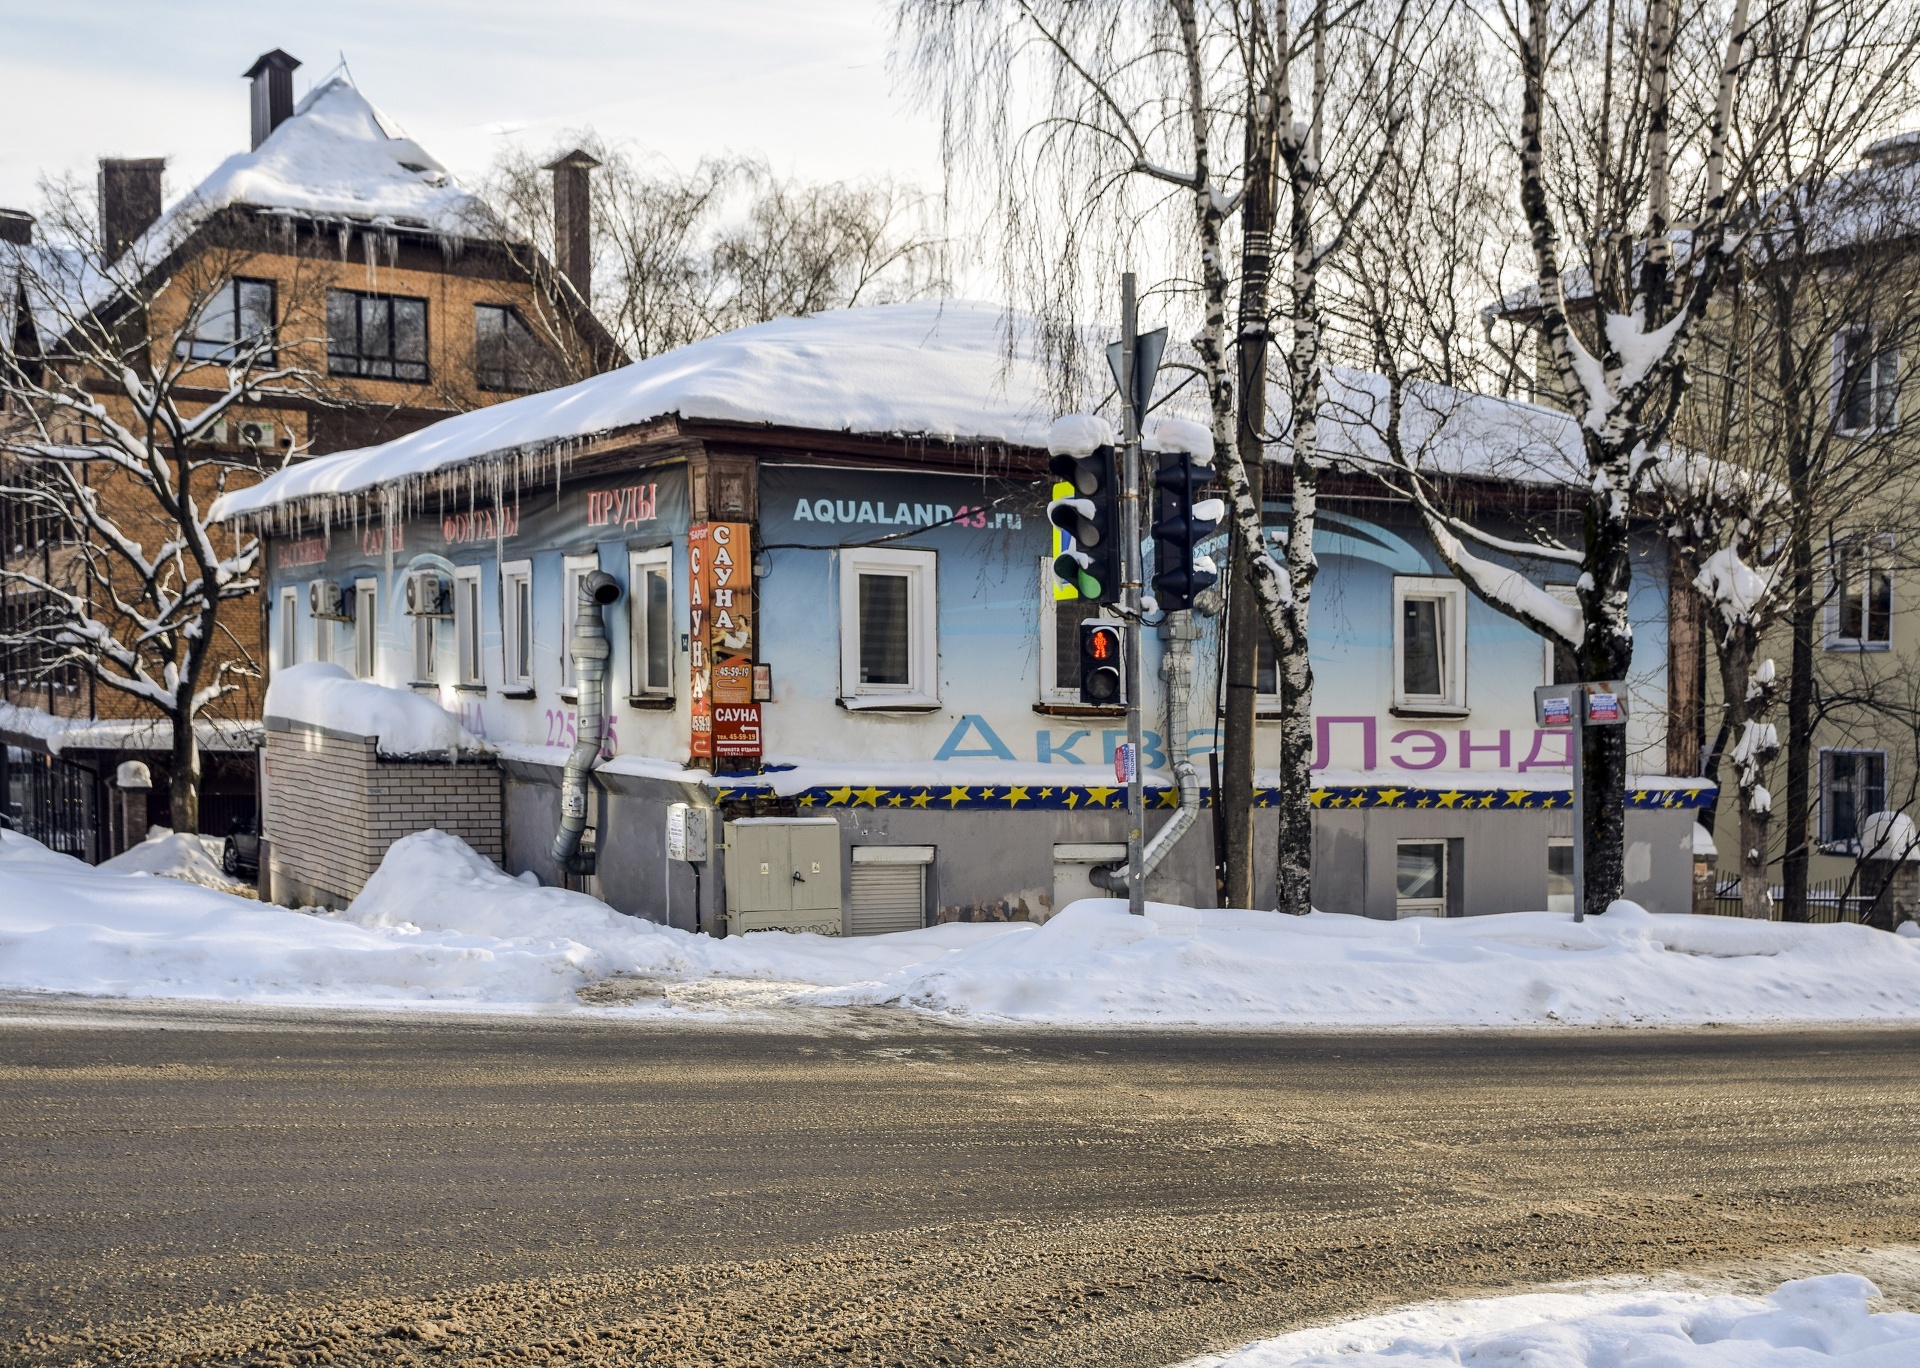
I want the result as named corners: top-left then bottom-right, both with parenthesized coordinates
top-left (849, 862), bottom-right (925, 936)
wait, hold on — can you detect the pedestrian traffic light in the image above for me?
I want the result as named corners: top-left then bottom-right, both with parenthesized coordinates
top-left (1048, 441), bottom-right (1120, 604)
top-left (1151, 450), bottom-right (1223, 611)
top-left (1079, 619), bottom-right (1125, 705)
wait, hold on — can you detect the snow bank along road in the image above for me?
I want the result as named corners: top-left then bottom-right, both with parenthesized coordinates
top-left (7, 827), bottom-right (1920, 1027)
top-left (3, 1012), bottom-right (1918, 1367)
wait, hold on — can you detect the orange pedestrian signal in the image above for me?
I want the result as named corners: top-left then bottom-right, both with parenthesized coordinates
top-left (1079, 622), bottom-right (1124, 705)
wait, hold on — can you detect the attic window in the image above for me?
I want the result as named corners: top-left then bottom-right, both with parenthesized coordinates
top-left (399, 162), bottom-right (429, 173)
top-left (328, 289), bottom-right (429, 383)
top-left (475, 303), bottom-right (554, 392)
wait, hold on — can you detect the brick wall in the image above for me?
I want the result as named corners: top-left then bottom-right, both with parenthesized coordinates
top-left (263, 718), bottom-right (501, 907)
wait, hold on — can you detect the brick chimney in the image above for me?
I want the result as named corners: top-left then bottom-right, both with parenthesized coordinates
top-left (244, 49), bottom-right (302, 151)
top-left (98, 158), bottom-right (166, 261)
top-left (0, 208), bottom-right (32, 246)
top-left (543, 149), bottom-right (601, 304)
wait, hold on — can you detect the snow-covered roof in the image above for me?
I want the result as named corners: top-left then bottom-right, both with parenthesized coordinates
top-left (212, 299), bottom-right (1586, 525)
top-left (3, 75), bottom-right (505, 349)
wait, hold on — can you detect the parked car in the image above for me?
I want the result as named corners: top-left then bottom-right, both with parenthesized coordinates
top-left (223, 817), bottom-right (260, 879)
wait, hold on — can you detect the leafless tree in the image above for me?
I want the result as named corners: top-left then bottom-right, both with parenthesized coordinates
top-left (482, 140), bottom-right (947, 365)
top-left (1, 180), bottom-right (324, 830)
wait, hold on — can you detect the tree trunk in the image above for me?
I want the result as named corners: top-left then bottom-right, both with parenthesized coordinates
top-left (1581, 447), bottom-right (1635, 910)
top-left (169, 716), bottom-right (200, 834)
top-left (1781, 482), bottom-right (1815, 922)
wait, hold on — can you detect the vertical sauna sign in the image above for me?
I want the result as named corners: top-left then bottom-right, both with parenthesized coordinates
top-left (688, 521), bottom-right (759, 760)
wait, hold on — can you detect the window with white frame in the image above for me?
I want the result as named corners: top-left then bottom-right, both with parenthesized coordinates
top-left (1820, 748), bottom-right (1887, 848)
top-left (353, 578), bottom-right (378, 680)
top-left (1835, 327), bottom-right (1899, 435)
top-left (1396, 840), bottom-right (1449, 918)
top-left (500, 560), bottom-right (533, 692)
top-left (1541, 584), bottom-right (1581, 684)
top-left (839, 546), bottom-right (938, 707)
top-left (559, 553), bottom-right (601, 697)
top-left (412, 608), bottom-right (437, 685)
top-left (1038, 559), bottom-right (1117, 706)
top-left (1827, 537), bottom-right (1893, 649)
top-left (311, 581), bottom-right (332, 664)
top-left (278, 587), bottom-right (298, 670)
top-left (1393, 576), bottom-right (1467, 711)
top-left (629, 547), bottom-right (674, 699)
top-left (454, 566), bottom-right (483, 687)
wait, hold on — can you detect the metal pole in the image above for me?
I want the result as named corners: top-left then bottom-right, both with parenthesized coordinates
top-left (1571, 691), bottom-right (1586, 923)
top-left (1121, 273), bottom-right (1146, 917)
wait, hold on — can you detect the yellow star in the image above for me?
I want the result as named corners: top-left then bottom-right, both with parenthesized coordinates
top-left (1154, 788), bottom-right (1178, 808)
top-left (943, 786), bottom-right (971, 807)
top-left (1062, 790), bottom-right (1081, 809)
top-left (853, 786), bottom-right (884, 807)
top-left (1375, 788), bottom-right (1405, 807)
top-left (1257, 795), bottom-right (1271, 807)
top-left (1415, 795), bottom-right (1433, 808)
top-left (910, 791), bottom-right (932, 808)
top-left (798, 794), bottom-right (816, 807)
top-left (1505, 790), bottom-right (1529, 806)
top-left (1085, 786), bottom-right (1116, 807)
top-left (1437, 790), bottom-right (1464, 808)
top-left (887, 794), bottom-right (905, 807)
top-left (1540, 794), bottom-right (1558, 808)
top-left (977, 787), bottom-right (997, 801)
top-left (1005, 785), bottom-right (1030, 806)
top-left (1039, 787), bottom-right (1054, 798)
top-left (826, 786), bottom-right (855, 806)
top-left (1309, 788), bottom-right (1330, 807)
top-left (1477, 793), bottom-right (1496, 808)
top-left (1632, 790), bottom-right (1650, 804)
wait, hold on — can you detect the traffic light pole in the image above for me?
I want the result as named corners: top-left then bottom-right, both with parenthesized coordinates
top-left (1120, 273), bottom-right (1146, 918)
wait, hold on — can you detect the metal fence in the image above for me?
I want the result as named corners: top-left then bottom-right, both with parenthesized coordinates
top-left (1710, 877), bottom-right (1876, 923)
top-left (3, 746), bottom-right (99, 861)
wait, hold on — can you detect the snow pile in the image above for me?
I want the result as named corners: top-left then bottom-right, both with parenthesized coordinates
top-left (1187, 1273), bottom-right (1919, 1368)
top-left (100, 827), bottom-right (251, 895)
top-left (1861, 810), bottom-right (1920, 862)
top-left (263, 662), bottom-right (480, 755)
top-left (821, 898), bottom-right (1920, 1026)
top-left (7, 830), bottom-right (1920, 1024)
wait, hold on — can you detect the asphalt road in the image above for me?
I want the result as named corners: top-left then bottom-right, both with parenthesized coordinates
top-left (3, 1001), bottom-right (1919, 1367)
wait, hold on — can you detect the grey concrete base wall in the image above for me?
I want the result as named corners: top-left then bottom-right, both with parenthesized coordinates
top-left (500, 762), bottom-right (1697, 928)
top-left (263, 719), bottom-right (502, 908)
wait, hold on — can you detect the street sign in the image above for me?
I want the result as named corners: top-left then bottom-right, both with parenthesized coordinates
top-left (1114, 742), bottom-right (1137, 784)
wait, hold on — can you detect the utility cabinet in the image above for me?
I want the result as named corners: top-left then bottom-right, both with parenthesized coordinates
top-left (724, 817), bottom-right (844, 935)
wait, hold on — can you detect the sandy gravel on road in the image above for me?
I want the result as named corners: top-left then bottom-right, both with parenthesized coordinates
top-left (2, 1000), bottom-right (1917, 1367)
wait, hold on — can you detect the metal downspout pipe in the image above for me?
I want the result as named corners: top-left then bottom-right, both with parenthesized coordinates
top-left (552, 570), bottom-right (622, 876)
top-left (1092, 609), bottom-right (1202, 893)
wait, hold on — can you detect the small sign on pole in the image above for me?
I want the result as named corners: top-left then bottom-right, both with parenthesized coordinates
top-left (1531, 683), bottom-right (1628, 923)
top-left (1114, 742), bottom-right (1137, 785)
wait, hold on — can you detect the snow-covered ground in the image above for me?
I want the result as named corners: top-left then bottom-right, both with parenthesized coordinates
top-left (99, 827), bottom-right (254, 897)
top-left (4, 826), bottom-right (1920, 1025)
top-left (1179, 1273), bottom-right (1920, 1367)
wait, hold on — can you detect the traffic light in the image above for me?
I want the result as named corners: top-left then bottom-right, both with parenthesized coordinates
top-left (1079, 619), bottom-right (1125, 705)
top-left (1048, 443), bottom-right (1120, 603)
top-left (1151, 451), bottom-right (1223, 611)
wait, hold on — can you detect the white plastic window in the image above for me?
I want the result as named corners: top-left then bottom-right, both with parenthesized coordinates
top-left (1826, 537), bottom-right (1893, 650)
top-left (454, 566), bottom-right (483, 687)
top-left (629, 547), bottom-right (674, 698)
top-left (353, 578), bottom-right (378, 680)
top-left (1396, 840), bottom-right (1448, 918)
top-left (839, 546), bottom-right (938, 708)
top-left (1835, 327), bottom-right (1899, 435)
top-left (560, 553), bottom-right (601, 697)
top-left (1394, 576), bottom-right (1467, 712)
top-left (500, 560), bottom-right (532, 691)
top-left (310, 580), bottom-right (332, 664)
top-left (278, 587), bottom-right (297, 670)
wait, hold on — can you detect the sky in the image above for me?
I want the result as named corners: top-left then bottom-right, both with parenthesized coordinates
top-left (0, 0), bottom-right (947, 216)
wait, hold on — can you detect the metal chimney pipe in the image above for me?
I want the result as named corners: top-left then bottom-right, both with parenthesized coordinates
top-left (243, 49), bottom-right (302, 150)
top-left (543, 149), bottom-right (601, 304)
top-left (98, 158), bottom-right (165, 261)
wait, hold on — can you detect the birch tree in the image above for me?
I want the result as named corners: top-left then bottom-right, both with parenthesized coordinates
top-left (893, 0), bottom-right (1416, 911)
top-left (1, 185), bottom-right (322, 830)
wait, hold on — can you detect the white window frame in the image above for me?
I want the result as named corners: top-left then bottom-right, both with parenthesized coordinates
top-left (1541, 583), bottom-right (1581, 683)
top-left (1825, 535), bottom-right (1894, 651)
top-left (1393, 575), bottom-right (1468, 713)
top-left (1833, 326), bottom-right (1899, 436)
top-left (839, 546), bottom-right (939, 709)
top-left (628, 546), bottom-right (675, 700)
top-left (411, 606), bottom-right (437, 686)
top-left (454, 565), bottom-right (484, 688)
top-left (309, 579), bottom-right (333, 664)
top-left (500, 559), bottom-right (533, 693)
top-left (1395, 838), bottom-right (1450, 919)
top-left (559, 552), bottom-right (601, 699)
top-left (1819, 747), bottom-right (1888, 851)
top-left (352, 577), bottom-right (378, 680)
top-left (278, 586), bottom-right (298, 670)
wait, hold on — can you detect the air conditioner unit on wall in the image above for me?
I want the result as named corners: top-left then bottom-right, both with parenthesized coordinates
top-left (212, 419), bottom-right (278, 448)
top-left (309, 579), bottom-right (350, 620)
top-left (405, 569), bottom-right (454, 617)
